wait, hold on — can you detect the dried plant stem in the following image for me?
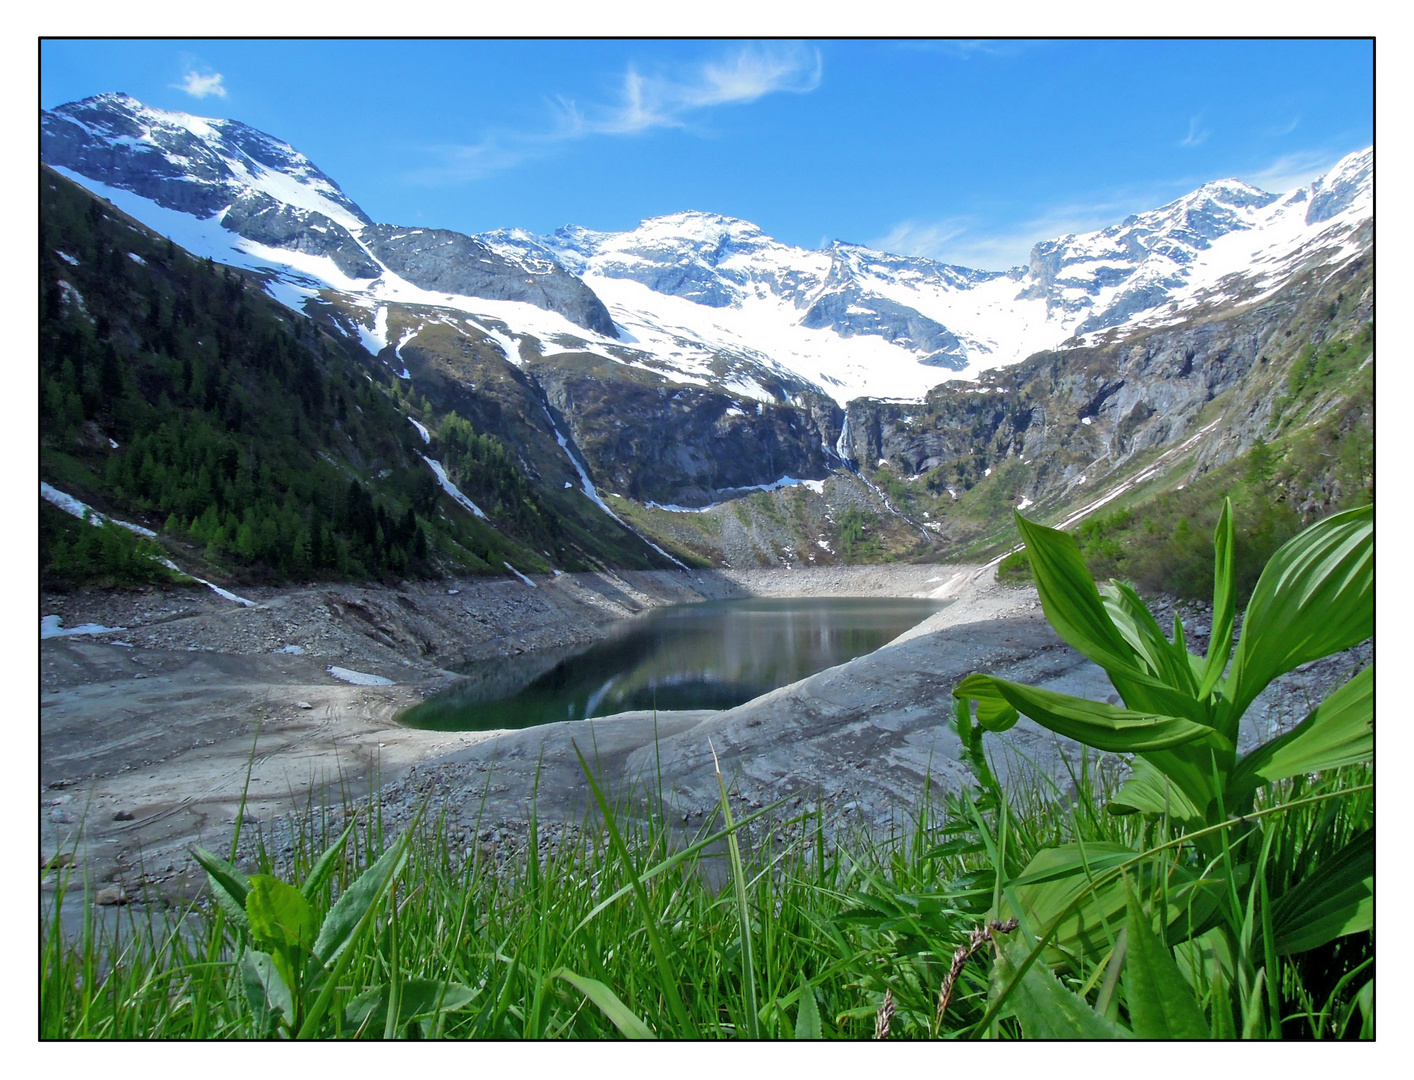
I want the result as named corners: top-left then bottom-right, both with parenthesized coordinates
top-left (936, 917), bottom-right (1019, 1025)
top-left (874, 988), bottom-right (896, 1039)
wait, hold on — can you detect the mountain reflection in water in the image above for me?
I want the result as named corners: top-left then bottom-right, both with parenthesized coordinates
top-left (399, 596), bottom-right (947, 732)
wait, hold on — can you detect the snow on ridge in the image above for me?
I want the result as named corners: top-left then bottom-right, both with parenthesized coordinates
top-left (53, 123), bottom-right (1371, 410)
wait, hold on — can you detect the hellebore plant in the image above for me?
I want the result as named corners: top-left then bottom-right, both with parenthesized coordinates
top-left (952, 500), bottom-right (1372, 1034)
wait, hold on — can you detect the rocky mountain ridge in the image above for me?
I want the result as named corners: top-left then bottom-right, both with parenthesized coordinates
top-left (41, 91), bottom-right (1373, 547)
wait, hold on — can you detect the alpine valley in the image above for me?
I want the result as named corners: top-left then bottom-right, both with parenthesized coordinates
top-left (40, 92), bottom-right (1373, 587)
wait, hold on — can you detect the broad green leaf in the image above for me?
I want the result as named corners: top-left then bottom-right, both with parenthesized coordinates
top-left (312, 835), bottom-right (410, 967)
top-left (1269, 829), bottom-right (1373, 955)
top-left (554, 969), bottom-right (656, 1039)
top-left (956, 674), bottom-right (1214, 753)
top-left (1222, 504), bottom-right (1372, 733)
top-left (240, 947), bottom-right (292, 1034)
top-left (953, 673), bottom-right (1019, 732)
top-left (795, 976), bottom-right (822, 1040)
top-left (191, 846), bottom-right (251, 932)
top-left (1122, 879), bottom-right (1210, 1037)
top-left (1003, 842), bottom-right (1137, 961)
top-left (1107, 757), bottom-right (1204, 822)
top-left (300, 816), bottom-right (359, 900)
top-left (246, 875), bottom-right (318, 956)
top-left (1172, 926), bottom-right (1235, 988)
top-left (1015, 512), bottom-right (1140, 674)
top-left (344, 979), bottom-right (477, 1033)
top-left (991, 935), bottom-right (1129, 1039)
top-left (1005, 843), bottom-right (1223, 964)
top-left (1228, 666), bottom-right (1373, 797)
top-left (1101, 580), bottom-right (1197, 695)
top-left (1199, 499), bottom-right (1236, 697)
top-left (1134, 745), bottom-right (1224, 824)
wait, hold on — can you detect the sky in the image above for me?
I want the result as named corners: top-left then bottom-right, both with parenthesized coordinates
top-left (39, 38), bottom-right (1373, 271)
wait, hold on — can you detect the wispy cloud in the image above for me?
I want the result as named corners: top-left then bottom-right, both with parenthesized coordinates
top-left (1263, 115), bottom-right (1301, 138)
top-left (409, 43), bottom-right (822, 186)
top-left (1179, 114), bottom-right (1209, 148)
top-left (554, 43), bottom-right (822, 137)
top-left (871, 218), bottom-right (972, 261)
top-left (173, 71), bottom-right (226, 99)
top-left (870, 185), bottom-right (1196, 271)
top-left (1240, 148), bottom-right (1351, 194)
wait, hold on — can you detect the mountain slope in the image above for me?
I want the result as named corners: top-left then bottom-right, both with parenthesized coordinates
top-left (40, 92), bottom-right (1373, 572)
top-left (38, 166), bottom-right (690, 589)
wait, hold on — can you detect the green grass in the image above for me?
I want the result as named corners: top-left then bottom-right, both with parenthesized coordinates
top-left (40, 745), bottom-right (1372, 1039)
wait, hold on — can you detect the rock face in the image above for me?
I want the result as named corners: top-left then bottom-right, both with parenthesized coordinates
top-left (361, 225), bottom-right (616, 337)
top-left (531, 362), bottom-right (841, 506)
top-left (842, 248), bottom-right (1373, 503)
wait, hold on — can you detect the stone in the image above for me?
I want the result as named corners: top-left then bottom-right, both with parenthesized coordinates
top-left (95, 885), bottom-right (128, 906)
top-left (112, 809), bottom-right (135, 821)
top-left (296, 701), bottom-right (313, 710)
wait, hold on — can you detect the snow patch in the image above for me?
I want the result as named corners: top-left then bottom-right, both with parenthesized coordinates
top-left (421, 456), bottom-right (488, 519)
top-left (41, 615), bottom-right (124, 639)
top-left (327, 666), bottom-right (393, 686)
top-left (357, 306), bottom-right (389, 355)
top-left (41, 482), bottom-right (157, 537)
top-left (409, 417), bottom-right (430, 444)
top-left (504, 562), bottom-right (536, 587)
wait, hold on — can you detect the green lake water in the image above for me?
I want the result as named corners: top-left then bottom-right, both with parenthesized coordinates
top-left (399, 596), bottom-right (947, 732)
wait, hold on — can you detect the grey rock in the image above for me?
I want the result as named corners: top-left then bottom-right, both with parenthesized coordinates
top-left (362, 224), bottom-right (616, 337)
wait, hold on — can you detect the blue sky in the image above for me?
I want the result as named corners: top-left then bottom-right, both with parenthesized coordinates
top-left (40, 39), bottom-right (1373, 270)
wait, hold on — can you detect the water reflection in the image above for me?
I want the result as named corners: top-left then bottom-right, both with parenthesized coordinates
top-left (400, 596), bottom-right (946, 732)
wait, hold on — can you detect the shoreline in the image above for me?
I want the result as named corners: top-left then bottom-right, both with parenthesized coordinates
top-left (40, 561), bottom-right (1367, 922)
top-left (40, 564), bottom-right (973, 911)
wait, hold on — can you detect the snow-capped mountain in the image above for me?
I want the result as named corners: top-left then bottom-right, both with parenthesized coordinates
top-left (487, 160), bottom-right (1370, 402)
top-left (42, 93), bottom-right (1371, 409)
top-left (42, 93), bottom-right (615, 336)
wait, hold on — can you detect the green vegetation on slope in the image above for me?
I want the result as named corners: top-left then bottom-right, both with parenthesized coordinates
top-left (38, 166), bottom-right (641, 588)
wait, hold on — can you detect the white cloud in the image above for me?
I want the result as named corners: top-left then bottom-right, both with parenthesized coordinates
top-left (871, 218), bottom-right (972, 261)
top-left (410, 43), bottom-right (822, 186)
top-left (871, 193), bottom-right (1167, 272)
top-left (557, 43), bottom-right (823, 137)
top-left (1179, 115), bottom-right (1209, 148)
top-left (174, 71), bottom-right (227, 99)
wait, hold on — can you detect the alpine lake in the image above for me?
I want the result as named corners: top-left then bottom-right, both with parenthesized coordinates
top-left (398, 596), bottom-right (949, 732)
